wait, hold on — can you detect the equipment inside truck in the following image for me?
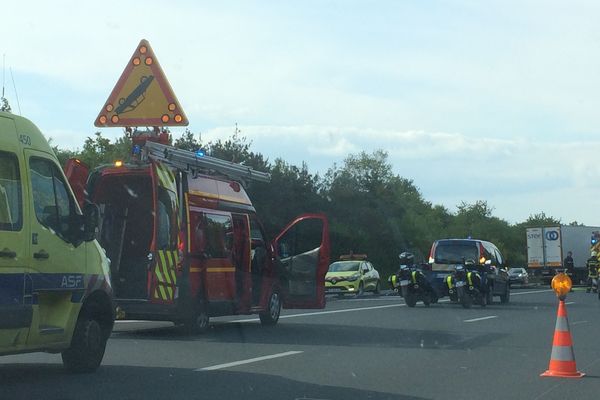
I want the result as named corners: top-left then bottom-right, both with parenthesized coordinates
top-left (94, 173), bottom-right (154, 299)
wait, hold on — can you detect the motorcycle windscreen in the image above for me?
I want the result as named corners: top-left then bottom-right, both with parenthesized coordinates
top-left (274, 213), bottom-right (329, 309)
top-left (64, 158), bottom-right (89, 209)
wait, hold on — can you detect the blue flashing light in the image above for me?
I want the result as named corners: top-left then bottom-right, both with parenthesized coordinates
top-left (195, 149), bottom-right (206, 157)
top-left (132, 145), bottom-right (141, 155)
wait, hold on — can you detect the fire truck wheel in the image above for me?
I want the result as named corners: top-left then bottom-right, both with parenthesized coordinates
top-left (62, 317), bottom-right (106, 373)
top-left (184, 305), bottom-right (210, 334)
top-left (259, 290), bottom-right (281, 326)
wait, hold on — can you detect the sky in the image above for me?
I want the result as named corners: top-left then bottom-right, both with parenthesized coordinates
top-left (3, 0), bottom-right (600, 225)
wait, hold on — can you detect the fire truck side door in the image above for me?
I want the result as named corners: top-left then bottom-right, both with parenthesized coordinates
top-left (273, 213), bottom-right (329, 309)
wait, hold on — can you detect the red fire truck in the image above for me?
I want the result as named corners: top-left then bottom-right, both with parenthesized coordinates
top-left (65, 132), bottom-right (329, 332)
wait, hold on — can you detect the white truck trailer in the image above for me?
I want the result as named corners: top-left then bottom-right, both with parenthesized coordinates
top-left (526, 226), bottom-right (599, 284)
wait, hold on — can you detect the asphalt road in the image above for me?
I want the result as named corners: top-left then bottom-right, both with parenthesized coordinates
top-left (2, 287), bottom-right (600, 400)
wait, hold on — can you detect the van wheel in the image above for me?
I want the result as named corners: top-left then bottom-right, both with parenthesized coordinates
top-left (62, 317), bottom-right (107, 373)
top-left (184, 304), bottom-right (210, 334)
top-left (260, 290), bottom-right (281, 326)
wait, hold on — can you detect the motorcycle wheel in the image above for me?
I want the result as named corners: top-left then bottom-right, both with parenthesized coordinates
top-left (422, 292), bottom-right (431, 307)
top-left (404, 292), bottom-right (417, 307)
top-left (460, 290), bottom-right (472, 309)
top-left (477, 292), bottom-right (486, 307)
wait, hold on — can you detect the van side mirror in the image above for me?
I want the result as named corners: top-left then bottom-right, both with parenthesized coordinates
top-left (82, 203), bottom-right (99, 242)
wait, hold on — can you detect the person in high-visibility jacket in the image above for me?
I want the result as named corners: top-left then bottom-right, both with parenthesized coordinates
top-left (586, 251), bottom-right (599, 293)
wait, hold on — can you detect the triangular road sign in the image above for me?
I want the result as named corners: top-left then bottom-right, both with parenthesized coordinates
top-left (95, 39), bottom-right (188, 127)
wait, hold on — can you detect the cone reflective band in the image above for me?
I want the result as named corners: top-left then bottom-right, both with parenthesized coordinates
top-left (541, 300), bottom-right (585, 378)
top-left (551, 273), bottom-right (571, 299)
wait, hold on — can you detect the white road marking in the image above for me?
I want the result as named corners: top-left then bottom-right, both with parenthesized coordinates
top-left (196, 351), bottom-right (303, 371)
top-left (115, 320), bottom-right (157, 324)
top-left (571, 320), bottom-right (588, 326)
top-left (231, 303), bottom-right (407, 323)
top-left (464, 315), bottom-right (498, 323)
top-left (510, 289), bottom-right (553, 296)
top-left (226, 289), bottom-right (549, 324)
top-left (565, 301), bottom-right (576, 305)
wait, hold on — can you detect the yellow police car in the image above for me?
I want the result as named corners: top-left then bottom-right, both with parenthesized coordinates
top-left (0, 112), bottom-right (114, 372)
top-left (325, 254), bottom-right (381, 296)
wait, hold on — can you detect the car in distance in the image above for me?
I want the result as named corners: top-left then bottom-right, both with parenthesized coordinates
top-left (325, 254), bottom-right (380, 296)
top-left (508, 267), bottom-right (529, 285)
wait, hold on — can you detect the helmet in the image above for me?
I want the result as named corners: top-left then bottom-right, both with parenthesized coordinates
top-left (399, 252), bottom-right (415, 266)
top-left (592, 251), bottom-right (597, 257)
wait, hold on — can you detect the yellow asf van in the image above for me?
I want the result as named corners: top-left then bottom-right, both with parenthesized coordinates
top-left (0, 111), bottom-right (114, 372)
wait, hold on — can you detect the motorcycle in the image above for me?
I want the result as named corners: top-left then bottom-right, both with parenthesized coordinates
top-left (396, 264), bottom-right (438, 307)
top-left (452, 262), bottom-right (486, 308)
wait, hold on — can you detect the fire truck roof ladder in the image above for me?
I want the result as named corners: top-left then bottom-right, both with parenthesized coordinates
top-left (143, 141), bottom-right (271, 185)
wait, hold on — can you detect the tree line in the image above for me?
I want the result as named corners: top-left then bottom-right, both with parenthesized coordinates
top-left (52, 128), bottom-right (566, 279)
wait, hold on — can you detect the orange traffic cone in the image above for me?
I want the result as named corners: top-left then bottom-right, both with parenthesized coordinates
top-left (541, 300), bottom-right (585, 378)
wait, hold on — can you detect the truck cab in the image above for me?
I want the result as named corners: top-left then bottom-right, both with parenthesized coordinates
top-left (0, 112), bottom-right (114, 372)
top-left (66, 137), bottom-right (330, 332)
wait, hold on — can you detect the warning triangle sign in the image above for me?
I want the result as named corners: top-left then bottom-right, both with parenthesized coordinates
top-left (95, 39), bottom-right (188, 127)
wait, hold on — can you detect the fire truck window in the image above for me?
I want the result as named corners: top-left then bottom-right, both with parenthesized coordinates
top-left (30, 157), bottom-right (78, 243)
top-left (0, 151), bottom-right (22, 231)
top-left (204, 213), bottom-right (233, 259)
top-left (249, 217), bottom-right (265, 243)
top-left (157, 187), bottom-right (178, 250)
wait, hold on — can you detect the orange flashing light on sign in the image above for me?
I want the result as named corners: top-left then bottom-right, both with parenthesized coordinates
top-left (114, 160), bottom-right (123, 167)
top-left (145, 57), bottom-right (153, 65)
top-left (551, 273), bottom-right (572, 299)
top-left (161, 114), bottom-right (170, 123)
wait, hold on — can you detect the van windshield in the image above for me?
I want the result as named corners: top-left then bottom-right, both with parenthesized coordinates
top-left (434, 242), bottom-right (478, 264)
top-left (328, 261), bottom-right (360, 272)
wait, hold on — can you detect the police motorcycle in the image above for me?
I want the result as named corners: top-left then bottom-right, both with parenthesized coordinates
top-left (451, 260), bottom-right (486, 308)
top-left (393, 252), bottom-right (438, 307)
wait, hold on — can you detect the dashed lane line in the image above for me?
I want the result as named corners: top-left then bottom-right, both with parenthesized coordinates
top-left (464, 315), bottom-right (498, 323)
top-left (196, 351), bottom-right (304, 371)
